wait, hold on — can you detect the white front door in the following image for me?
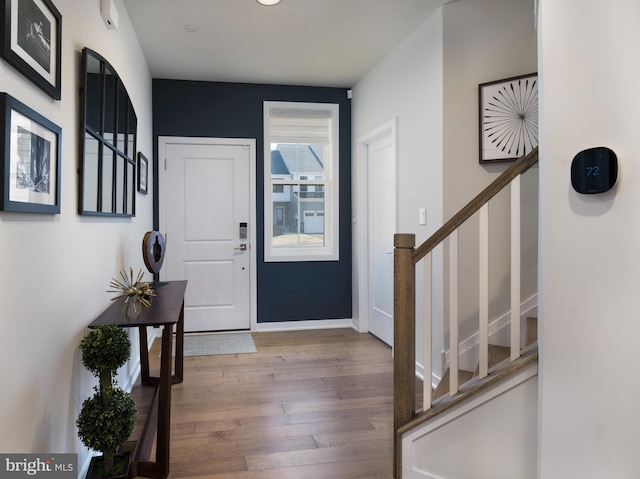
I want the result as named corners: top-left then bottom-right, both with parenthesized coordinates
top-left (159, 137), bottom-right (256, 332)
top-left (367, 131), bottom-right (396, 347)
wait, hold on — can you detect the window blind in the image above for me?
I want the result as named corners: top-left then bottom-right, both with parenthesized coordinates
top-left (268, 107), bottom-right (332, 144)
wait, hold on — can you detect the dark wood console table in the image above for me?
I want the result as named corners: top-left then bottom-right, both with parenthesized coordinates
top-left (88, 280), bottom-right (187, 479)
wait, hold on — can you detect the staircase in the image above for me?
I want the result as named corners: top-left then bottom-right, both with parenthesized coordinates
top-left (400, 348), bottom-right (538, 479)
top-left (393, 148), bottom-right (540, 478)
top-left (431, 316), bottom-right (537, 405)
top-left (398, 317), bottom-right (538, 479)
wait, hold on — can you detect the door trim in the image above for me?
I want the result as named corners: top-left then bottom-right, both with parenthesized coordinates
top-left (355, 119), bottom-right (398, 336)
top-left (158, 136), bottom-right (258, 331)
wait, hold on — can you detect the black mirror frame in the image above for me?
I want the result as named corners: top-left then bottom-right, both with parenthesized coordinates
top-left (78, 47), bottom-right (136, 217)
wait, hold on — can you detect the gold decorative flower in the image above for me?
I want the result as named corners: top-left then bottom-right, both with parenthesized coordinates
top-left (108, 267), bottom-right (155, 315)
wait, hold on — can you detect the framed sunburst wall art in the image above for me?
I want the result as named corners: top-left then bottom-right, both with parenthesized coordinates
top-left (478, 73), bottom-right (538, 163)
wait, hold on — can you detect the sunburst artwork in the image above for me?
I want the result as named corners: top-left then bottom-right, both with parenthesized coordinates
top-left (108, 267), bottom-right (156, 316)
top-left (479, 73), bottom-right (538, 163)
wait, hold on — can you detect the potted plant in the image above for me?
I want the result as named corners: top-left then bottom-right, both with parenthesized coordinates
top-left (76, 324), bottom-right (137, 479)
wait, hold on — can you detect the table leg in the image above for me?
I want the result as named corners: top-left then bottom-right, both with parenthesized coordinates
top-left (137, 323), bottom-right (172, 479)
top-left (139, 326), bottom-right (150, 385)
top-left (173, 300), bottom-right (184, 383)
top-left (156, 323), bottom-right (172, 477)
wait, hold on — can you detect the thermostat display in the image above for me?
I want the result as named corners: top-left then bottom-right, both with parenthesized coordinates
top-left (570, 147), bottom-right (618, 194)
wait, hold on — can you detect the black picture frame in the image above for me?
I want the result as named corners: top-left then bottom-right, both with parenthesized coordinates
top-left (478, 73), bottom-right (538, 163)
top-left (137, 152), bottom-right (148, 195)
top-left (0, 92), bottom-right (61, 213)
top-left (0, 0), bottom-right (62, 100)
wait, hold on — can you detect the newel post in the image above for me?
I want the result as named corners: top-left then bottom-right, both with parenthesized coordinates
top-left (393, 233), bottom-right (415, 479)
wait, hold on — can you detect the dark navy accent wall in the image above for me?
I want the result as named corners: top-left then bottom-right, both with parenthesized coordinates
top-left (152, 80), bottom-right (352, 323)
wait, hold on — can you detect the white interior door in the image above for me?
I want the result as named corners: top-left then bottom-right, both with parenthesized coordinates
top-left (367, 131), bottom-right (396, 347)
top-left (159, 137), bottom-right (255, 332)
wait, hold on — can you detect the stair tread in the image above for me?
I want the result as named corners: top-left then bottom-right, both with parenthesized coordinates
top-left (473, 344), bottom-right (511, 377)
top-left (434, 317), bottom-right (538, 402)
top-left (432, 368), bottom-right (474, 401)
top-left (399, 346), bottom-right (539, 437)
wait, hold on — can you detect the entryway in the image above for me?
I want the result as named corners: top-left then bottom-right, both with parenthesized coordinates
top-left (158, 137), bottom-right (256, 332)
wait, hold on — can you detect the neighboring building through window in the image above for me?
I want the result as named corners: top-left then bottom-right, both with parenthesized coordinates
top-left (264, 101), bottom-right (339, 261)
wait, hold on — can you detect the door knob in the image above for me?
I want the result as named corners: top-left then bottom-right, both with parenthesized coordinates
top-left (234, 244), bottom-right (247, 251)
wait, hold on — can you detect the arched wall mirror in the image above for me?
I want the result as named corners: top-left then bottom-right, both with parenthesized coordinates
top-left (79, 48), bottom-right (136, 216)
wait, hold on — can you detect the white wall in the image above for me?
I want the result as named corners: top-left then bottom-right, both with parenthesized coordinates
top-left (405, 371), bottom-right (538, 479)
top-left (443, 0), bottom-right (538, 343)
top-left (538, 0), bottom-right (640, 477)
top-left (0, 0), bottom-right (152, 471)
top-left (351, 0), bottom-right (538, 384)
top-left (351, 9), bottom-right (444, 374)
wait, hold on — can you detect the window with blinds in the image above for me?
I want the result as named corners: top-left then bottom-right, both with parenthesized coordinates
top-left (264, 101), bottom-right (339, 262)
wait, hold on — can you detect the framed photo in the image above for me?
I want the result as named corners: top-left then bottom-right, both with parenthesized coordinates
top-left (1, 0), bottom-right (62, 100)
top-left (137, 152), bottom-right (148, 195)
top-left (478, 73), bottom-right (538, 163)
top-left (0, 92), bottom-right (61, 213)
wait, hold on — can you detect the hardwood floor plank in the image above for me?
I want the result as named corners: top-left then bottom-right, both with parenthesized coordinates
top-left (282, 395), bottom-right (392, 414)
top-left (245, 443), bottom-right (392, 471)
top-left (171, 432), bottom-right (318, 460)
top-left (190, 405), bottom-right (393, 438)
top-left (132, 328), bottom-right (394, 479)
top-left (195, 416), bottom-right (375, 439)
top-left (312, 428), bottom-right (393, 448)
top-left (172, 456), bottom-right (393, 479)
top-left (273, 362), bottom-right (394, 381)
top-left (366, 411), bottom-right (394, 430)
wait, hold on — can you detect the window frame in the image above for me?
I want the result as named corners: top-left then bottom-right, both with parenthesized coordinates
top-left (263, 101), bottom-right (340, 262)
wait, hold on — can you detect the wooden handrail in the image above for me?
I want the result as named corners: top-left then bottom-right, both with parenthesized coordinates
top-left (393, 147), bottom-right (539, 478)
top-left (413, 147), bottom-right (539, 263)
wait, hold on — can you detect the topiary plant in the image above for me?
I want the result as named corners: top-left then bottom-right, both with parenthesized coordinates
top-left (76, 325), bottom-right (137, 477)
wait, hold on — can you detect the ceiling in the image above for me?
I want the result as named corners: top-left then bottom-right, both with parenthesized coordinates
top-left (121, 0), bottom-right (446, 88)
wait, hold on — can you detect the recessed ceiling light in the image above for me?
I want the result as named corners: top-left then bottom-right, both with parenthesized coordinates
top-left (257, 0), bottom-right (282, 5)
top-left (185, 24), bottom-right (198, 33)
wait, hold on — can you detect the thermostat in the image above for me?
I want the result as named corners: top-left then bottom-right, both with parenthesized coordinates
top-left (570, 147), bottom-right (618, 194)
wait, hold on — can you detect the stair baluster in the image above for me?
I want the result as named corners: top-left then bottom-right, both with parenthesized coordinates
top-left (393, 148), bottom-right (539, 479)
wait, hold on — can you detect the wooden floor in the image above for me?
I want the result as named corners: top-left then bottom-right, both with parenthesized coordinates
top-left (133, 328), bottom-right (395, 479)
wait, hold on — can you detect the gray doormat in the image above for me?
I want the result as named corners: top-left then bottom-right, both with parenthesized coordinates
top-left (171, 333), bottom-right (257, 357)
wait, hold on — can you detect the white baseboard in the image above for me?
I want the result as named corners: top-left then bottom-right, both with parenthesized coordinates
top-left (442, 295), bottom-right (537, 373)
top-left (79, 455), bottom-right (95, 479)
top-left (255, 318), bottom-right (355, 332)
top-left (415, 363), bottom-right (442, 391)
top-left (402, 466), bottom-right (445, 479)
top-left (415, 295), bottom-right (537, 387)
